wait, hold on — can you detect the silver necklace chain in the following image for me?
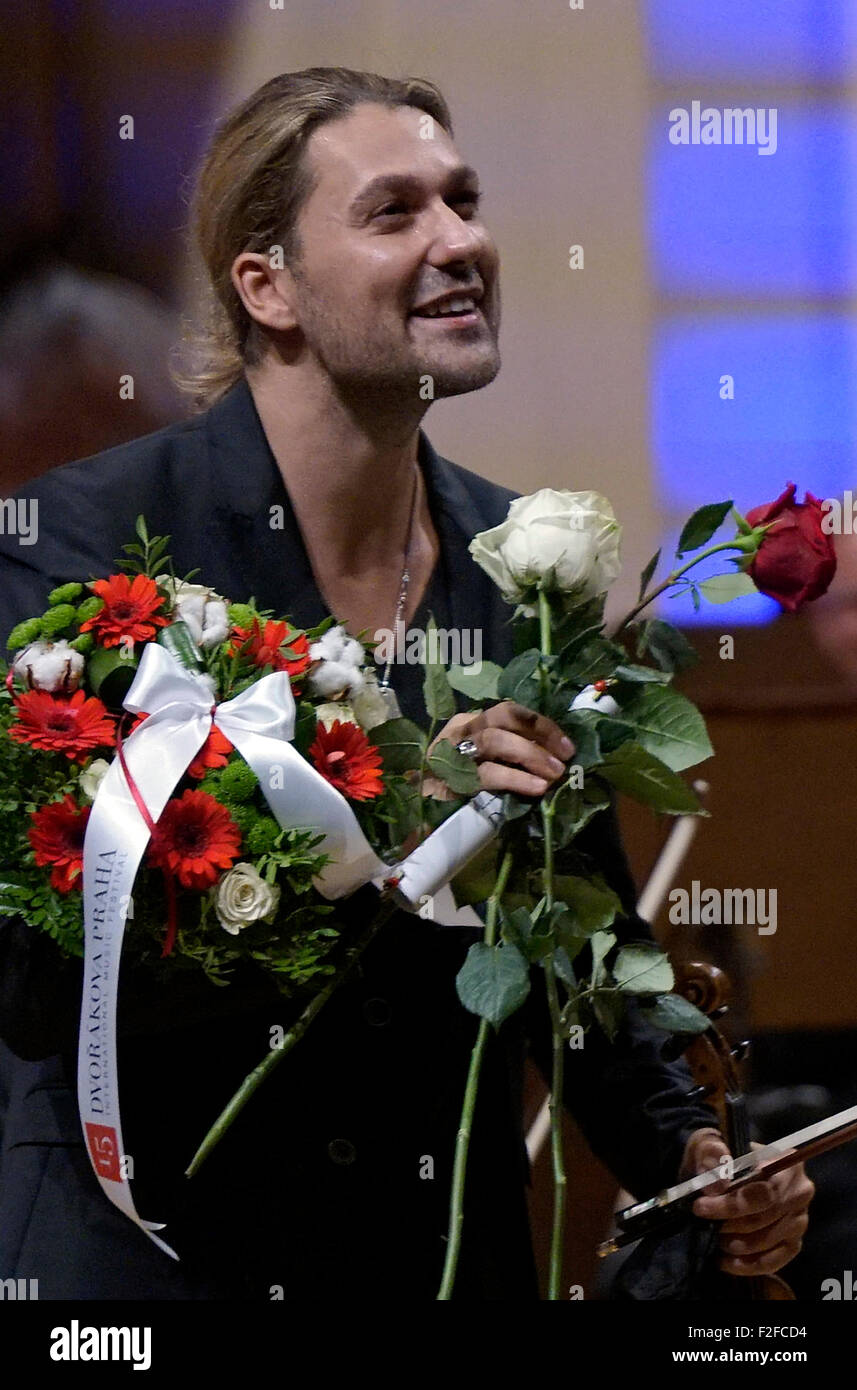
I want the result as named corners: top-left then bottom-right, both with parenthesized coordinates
top-left (378, 461), bottom-right (419, 697)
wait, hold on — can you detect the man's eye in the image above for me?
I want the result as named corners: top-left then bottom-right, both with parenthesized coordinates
top-left (454, 192), bottom-right (482, 215)
top-left (376, 203), bottom-right (410, 218)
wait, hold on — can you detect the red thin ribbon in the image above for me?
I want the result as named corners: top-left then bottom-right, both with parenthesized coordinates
top-left (114, 713), bottom-right (185, 958)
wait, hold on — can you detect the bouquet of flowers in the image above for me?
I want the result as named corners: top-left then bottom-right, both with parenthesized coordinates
top-left (0, 518), bottom-right (421, 982)
top-left (0, 517), bottom-right (461, 1255)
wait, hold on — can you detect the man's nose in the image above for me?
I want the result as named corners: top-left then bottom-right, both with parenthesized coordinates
top-left (425, 203), bottom-right (491, 265)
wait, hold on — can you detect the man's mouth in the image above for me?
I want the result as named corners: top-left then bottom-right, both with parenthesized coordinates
top-left (409, 294), bottom-right (485, 326)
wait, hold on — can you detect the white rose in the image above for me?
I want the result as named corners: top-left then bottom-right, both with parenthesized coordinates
top-left (469, 489), bottom-right (622, 607)
top-left (79, 757), bottom-right (112, 801)
top-left (315, 701), bottom-right (356, 730)
top-left (308, 624), bottom-right (366, 696)
top-left (351, 670), bottom-right (394, 732)
top-left (155, 576), bottom-right (229, 649)
top-left (13, 639), bottom-right (85, 693)
top-left (213, 863), bottom-right (280, 936)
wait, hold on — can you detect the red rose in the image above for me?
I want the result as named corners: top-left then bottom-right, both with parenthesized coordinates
top-left (745, 483), bottom-right (836, 613)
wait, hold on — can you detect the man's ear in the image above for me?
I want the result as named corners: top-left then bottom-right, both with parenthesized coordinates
top-left (230, 251), bottom-right (301, 334)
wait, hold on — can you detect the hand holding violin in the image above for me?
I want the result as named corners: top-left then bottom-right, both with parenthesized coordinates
top-left (681, 1128), bottom-right (815, 1277)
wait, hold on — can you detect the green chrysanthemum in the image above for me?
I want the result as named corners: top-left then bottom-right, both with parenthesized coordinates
top-left (6, 617), bottom-right (43, 651)
top-left (48, 583), bottom-right (84, 605)
top-left (40, 604), bottom-right (77, 638)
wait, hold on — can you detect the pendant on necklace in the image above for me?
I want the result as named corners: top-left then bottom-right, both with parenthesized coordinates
top-left (376, 681), bottom-right (401, 720)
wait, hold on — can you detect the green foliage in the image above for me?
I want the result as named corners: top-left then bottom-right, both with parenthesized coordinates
top-left (116, 516), bottom-right (172, 578)
top-left (615, 684), bottom-right (713, 772)
top-left (445, 661), bottom-right (502, 702)
top-left (635, 618), bottom-right (698, 674)
top-left (426, 738), bottom-right (481, 796)
top-left (676, 500), bottom-right (733, 556)
top-left (598, 743), bottom-right (707, 815)
top-left (422, 614), bottom-right (456, 721)
top-left (369, 718), bottom-right (427, 773)
top-left (455, 940), bottom-right (531, 1027)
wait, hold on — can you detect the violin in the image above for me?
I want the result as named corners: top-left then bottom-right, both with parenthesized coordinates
top-left (674, 960), bottom-right (795, 1301)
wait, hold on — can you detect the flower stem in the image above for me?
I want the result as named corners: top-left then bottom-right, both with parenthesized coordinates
top-left (184, 896), bottom-right (398, 1178)
top-left (536, 586), bottom-right (568, 1299)
top-left (613, 537), bottom-right (760, 635)
top-left (437, 845), bottom-right (514, 1300)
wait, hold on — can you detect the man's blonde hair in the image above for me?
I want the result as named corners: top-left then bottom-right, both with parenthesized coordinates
top-left (176, 67), bottom-right (452, 410)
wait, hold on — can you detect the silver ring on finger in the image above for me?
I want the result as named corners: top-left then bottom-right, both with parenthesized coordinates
top-left (456, 738), bottom-right (480, 760)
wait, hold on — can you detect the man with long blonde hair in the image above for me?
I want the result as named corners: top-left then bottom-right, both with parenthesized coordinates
top-left (0, 68), bottom-right (811, 1300)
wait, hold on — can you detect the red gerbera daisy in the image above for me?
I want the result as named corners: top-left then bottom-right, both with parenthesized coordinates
top-left (187, 726), bottom-right (234, 779)
top-left (230, 619), bottom-right (311, 679)
top-left (308, 719), bottom-right (384, 802)
top-left (28, 794), bottom-right (91, 893)
top-left (80, 573), bottom-right (168, 648)
top-left (9, 689), bottom-right (116, 762)
top-left (147, 789), bottom-right (242, 890)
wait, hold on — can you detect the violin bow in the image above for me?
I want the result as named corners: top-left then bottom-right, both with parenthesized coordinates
top-left (598, 1101), bottom-right (857, 1255)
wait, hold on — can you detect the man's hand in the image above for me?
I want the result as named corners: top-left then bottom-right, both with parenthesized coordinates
top-left (680, 1128), bottom-right (814, 1277)
top-left (425, 700), bottom-right (575, 799)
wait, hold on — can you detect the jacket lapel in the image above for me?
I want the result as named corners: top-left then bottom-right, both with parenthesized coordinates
top-left (202, 375), bottom-right (516, 664)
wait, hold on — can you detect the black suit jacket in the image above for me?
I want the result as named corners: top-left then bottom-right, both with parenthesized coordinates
top-left (0, 377), bottom-right (718, 1299)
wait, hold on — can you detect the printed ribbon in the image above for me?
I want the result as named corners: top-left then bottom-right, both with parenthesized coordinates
top-left (78, 642), bottom-right (387, 1258)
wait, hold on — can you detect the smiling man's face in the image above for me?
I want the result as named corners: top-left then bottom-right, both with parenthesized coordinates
top-left (284, 100), bottom-right (501, 401)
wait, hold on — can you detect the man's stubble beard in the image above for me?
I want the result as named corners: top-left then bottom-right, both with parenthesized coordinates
top-left (292, 272), bottom-right (502, 407)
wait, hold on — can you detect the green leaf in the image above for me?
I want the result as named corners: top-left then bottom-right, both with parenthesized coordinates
top-left (617, 684), bottom-right (713, 772)
top-left (638, 548), bottom-right (661, 600)
top-left (135, 514), bottom-right (149, 543)
top-left (551, 784), bottom-right (611, 847)
top-left (589, 929), bottom-right (616, 987)
top-left (553, 875), bottom-right (622, 937)
top-left (592, 989), bottom-right (624, 1042)
top-left (552, 947), bottom-right (577, 989)
top-left (369, 718), bottom-right (427, 773)
top-left (422, 615), bottom-right (456, 721)
top-left (613, 943), bottom-right (674, 995)
top-left (599, 742), bottom-right (707, 815)
top-left (427, 738), bottom-right (482, 795)
top-left (497, 649), bottom-right (541, 707)
top-left (697, 572), bottom-right (759, 604)
top-left (562, 636), bottom-right (626, 687)
top-left (639, 993), bottom-right (711, 1035)
top-left (502, 905), bottom-right (554, 963)
top-left (86, 645), bottom-right (139, 705)
top-left (446, 660), bottom-right (502, 702)
top-left (636, 619), bottom-right (699, 674)
top-left (561, 710), bottom-right (603, 769)
top-left (613, 663), bottom-right (671, 684)
top-left (455, 941), bottom-right (531, 1027)
top-left (677, 501), bottom-right (733, 556)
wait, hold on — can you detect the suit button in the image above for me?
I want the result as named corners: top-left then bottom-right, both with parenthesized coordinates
top-left (328, 1138), bottom-right (357, 1165)
top-left (362, 996), bottom-right (392, 1027)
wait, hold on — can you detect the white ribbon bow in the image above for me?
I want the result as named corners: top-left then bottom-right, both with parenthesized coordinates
top-left (78, 642), bottom-right (387, 1257)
